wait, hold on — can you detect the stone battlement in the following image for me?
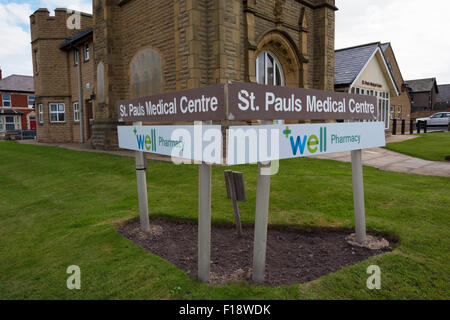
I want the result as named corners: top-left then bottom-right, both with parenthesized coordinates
top-left (30, 8), bottom-right (93, 42)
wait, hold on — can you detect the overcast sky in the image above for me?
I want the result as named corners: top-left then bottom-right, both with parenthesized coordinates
top-left (1, 0), bottom-right (449, 84)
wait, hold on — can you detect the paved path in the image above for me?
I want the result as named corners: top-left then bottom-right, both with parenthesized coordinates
top-left (311, 135), bottom-right (450, 177)
top-left (18, 135), bottom-right (450, 177)
top-left (17, 139), bottom-right (173, 162)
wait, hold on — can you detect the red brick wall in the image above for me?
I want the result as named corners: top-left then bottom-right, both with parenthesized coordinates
top-left (0, 92), bottom-right (35, 130)
top-left (11, 94), bottom-right (29, 108)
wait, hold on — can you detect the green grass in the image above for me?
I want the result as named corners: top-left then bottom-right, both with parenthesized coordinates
top-left (0, 141), bottom-right (449, 299)
top-left (384, 132), bottom-right (450, 161)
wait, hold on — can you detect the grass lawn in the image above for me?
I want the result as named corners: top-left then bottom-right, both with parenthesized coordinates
top-left (0, 141), bottom-right (449, 299)
top-left (384, 132), bottom-right (450, 161)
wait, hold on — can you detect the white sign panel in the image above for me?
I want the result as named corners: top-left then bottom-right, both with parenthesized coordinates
top-left (118, 125), bottom-right (223, 164)
top-left (227, 122), bottom-right (386, 165)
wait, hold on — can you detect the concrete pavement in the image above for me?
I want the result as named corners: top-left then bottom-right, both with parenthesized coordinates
top-left (311, 135), bottom-right (450, 177)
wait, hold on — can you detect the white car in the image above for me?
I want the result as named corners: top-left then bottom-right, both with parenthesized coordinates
top-left (416, 112), bottom-right (450, 126)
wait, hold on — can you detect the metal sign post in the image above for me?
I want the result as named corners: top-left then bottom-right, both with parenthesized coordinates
top-left (252, 120), bottom-right (273, 284)
top-left (351, 149), bottom-right (366, 243)
top-left (133, 121), bottom-right (150, 232)
top-left (198, 121), bottom-right (212, 283)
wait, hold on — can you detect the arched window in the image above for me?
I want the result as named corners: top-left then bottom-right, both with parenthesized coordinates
top-left (256, 51), bottom-right (285, 86)
top-left (130, 48), bottom-right (162, 97)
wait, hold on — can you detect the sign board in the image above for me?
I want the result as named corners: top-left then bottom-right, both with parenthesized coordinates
top-left (226, 122), bottom-right (386, 165)
top-left (224, 171), bottom-right (246, 202)
top-left (227, 82), bottom-right (378, 121)
top-left (117, 84), bottom-right (226, 122)
top-left (118, 125), bottom-right (223, 164)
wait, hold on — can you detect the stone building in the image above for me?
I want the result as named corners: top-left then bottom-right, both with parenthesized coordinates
top-left (31, 0), bottom-right (337, 149)
top-left (30, 8), bottom-right (94, 143)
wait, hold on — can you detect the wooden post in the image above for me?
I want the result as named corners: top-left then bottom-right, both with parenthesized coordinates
top-left (224, 170), bottom-right (243, 236)
top-left (351, 149), bottom-right (366, 243)
top-left (134, 121), bottom-right (150, 232)
top-left (252, 120), bottom-right (272, 284)
top-left (198, 121), bottom-right (212, 283)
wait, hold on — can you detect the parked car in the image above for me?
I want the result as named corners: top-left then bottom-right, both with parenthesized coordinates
top-left (416, 112), bottom-right (450, 126)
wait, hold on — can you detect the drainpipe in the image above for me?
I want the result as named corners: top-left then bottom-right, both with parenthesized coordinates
top-left (76, 48), bottom-right (84, 143)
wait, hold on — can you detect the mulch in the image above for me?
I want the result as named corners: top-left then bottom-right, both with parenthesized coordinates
top-left (118, 218), bottom-right (395, 286)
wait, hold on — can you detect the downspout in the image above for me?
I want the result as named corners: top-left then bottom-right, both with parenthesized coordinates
top-left (76, 48), bottom-right (84, 143)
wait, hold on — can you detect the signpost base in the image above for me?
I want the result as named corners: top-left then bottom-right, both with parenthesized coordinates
top-left (351, 149), bottom-right (366, 243)
top-left (198, 162), bottom-right (211, 283)
top-left (252, 161), bottom-right (271, 284)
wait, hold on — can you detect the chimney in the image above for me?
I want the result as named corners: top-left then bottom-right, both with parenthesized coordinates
top-left (0, 67), bottom-right (2, 80)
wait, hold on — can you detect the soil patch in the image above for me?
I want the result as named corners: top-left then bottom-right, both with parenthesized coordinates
top-left (118, 218), bottom-right (395, 286)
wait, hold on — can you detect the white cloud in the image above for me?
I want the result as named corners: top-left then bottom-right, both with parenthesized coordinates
top-left (41, 0), bottom-right (92, 13)
top-left (0, 3), bottom-right (34, 76)
top-left (1, 1), bottom-right (449, 85)
top-left (336, 0), bottom-right (450, 84)
top-left (0, 0), bottom-right (91, 77)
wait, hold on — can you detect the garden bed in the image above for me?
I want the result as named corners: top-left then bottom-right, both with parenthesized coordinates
top-left (118, 218), bottom-right (395, 286)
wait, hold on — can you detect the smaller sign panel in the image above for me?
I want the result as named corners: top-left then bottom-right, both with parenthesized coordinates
top-left (226, 122), bottom-right (386, 165)
top-left (224, 171), bottom-right (246, 202)
top-left (227, 82), bottom-right (378, 121)
top-left (118, 125), bottom-right (223, 164)
top-left (117, 84), bottom-right (226, 122)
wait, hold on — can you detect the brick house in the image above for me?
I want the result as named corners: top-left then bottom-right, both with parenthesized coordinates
top-left (405, 78), bottom-right (439, 116)
top-left (436, 84), bottom-right (450, 111)
top-left (0, 70), bottom-right (36, 137)
top-left (31, 0), bottom-right (337, 149)
top-left (334, 42), bottom-right (400, 132)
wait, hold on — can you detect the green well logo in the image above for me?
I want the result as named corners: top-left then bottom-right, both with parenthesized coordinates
top-left (135, 128), bottom-right (157, 152)
top-left (286, 126), bottom-right (327, 155)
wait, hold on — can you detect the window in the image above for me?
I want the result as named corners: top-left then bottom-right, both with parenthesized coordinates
top-left (397, 106), bottom-right (402, 120)
top-left (34, 50), bottom-right (39, 74)
top-left (74, 49), bottom-right (80, 65)
top-left (49, 103), bottom-right (65, 123)
top-left (28, 96), bottom-right (35, 108)
top-left (73, 102), bottom-right (80, 122)
top-left (0, 117), bottom-right (2, 131)
top-left (5, 116), bottom-right (15, 131)
top-left (2, 94), bottom-right (11, 107)
top-left (377, 92), bottom-right (390, 129)
top-left (16, 116), bottom-right (21, 130)
top-left (256, 51), bottom-right (284, 86)
top-left (351, 87), bottom-right (355, 94)
top-left (84, 43), bottom-right (90, 61)
top-left (38, 104), bottom-right (43, 123)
